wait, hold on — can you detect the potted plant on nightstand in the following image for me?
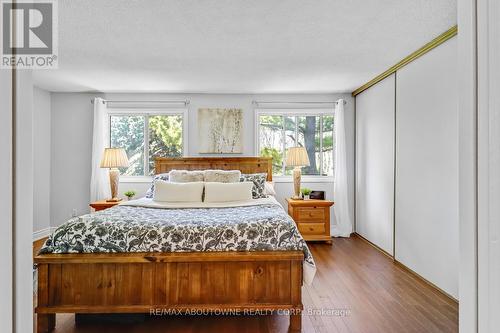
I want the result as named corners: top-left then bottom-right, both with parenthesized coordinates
top-left (301, 188), bottom-right (312, 200)
top-left (124, 190), bottom-right (136, 201)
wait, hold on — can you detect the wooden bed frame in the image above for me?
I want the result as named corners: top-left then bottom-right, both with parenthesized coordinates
top-left (35, 157), bottom-right (303, 332)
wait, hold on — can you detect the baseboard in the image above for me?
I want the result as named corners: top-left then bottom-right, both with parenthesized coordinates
top-left (393, 260), bottom-right (459, 304)
top-left (353, 232), bottom-right (458, 304)
top-left (33, 227), bottom-right (56, 241)
top-left (353, 232), bottom-right (393, 259)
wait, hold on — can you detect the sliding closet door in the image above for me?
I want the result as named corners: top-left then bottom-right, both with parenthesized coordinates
top-left (356, 74), bottom-right (395, 255)
top-left (395, 37), bottom-right (458, 298)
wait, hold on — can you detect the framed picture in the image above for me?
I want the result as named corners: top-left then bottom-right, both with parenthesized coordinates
top-left (198, 108), bottom-right (243, 153)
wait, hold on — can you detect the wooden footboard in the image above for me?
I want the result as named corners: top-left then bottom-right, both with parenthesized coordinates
top-left (34, 251), bottom-right (304, 333)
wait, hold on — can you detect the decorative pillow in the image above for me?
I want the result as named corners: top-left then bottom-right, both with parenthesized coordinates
top-left (145, 173), bottom-right (169, 198)
top-left (240, 173), bottom-right (268, 199)
top-left (204, 170), bottom-right (241, 183)
top-left (169, 170), bottom-right (205, 183)
top-left (204, 182), bottom-right (253, 202)
top-left (264, 181), bottom-right (276, 196)
top-left (153, 181), bottom-right (204, 202)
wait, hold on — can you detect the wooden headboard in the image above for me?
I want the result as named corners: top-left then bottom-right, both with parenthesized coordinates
top-left (154, 157), bottom-right (273, 181)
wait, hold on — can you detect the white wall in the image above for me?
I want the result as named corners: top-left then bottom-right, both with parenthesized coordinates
top-left (355, 74), bottom-right (395, 254)
top-left (51, 93), bottom-right (98, 227)
top-left (395, 37), bottom-right (458, 298)
top-left (33, 87), bottom-right (52, 235)
top-left (0, 68), bottom-right (13, 333)
top-left (50, 93), bottom-right (354, 229)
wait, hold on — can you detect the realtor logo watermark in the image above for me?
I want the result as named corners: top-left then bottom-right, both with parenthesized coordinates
top-left (1, 0), bottom-right (58, 68)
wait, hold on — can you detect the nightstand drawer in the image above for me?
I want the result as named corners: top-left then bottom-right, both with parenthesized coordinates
top-left (297, 207), bottom-right (325, 221)
top-left (286, 198), bottom-right (333, 244)
top-left (298, 222), bottom-right (325, 235)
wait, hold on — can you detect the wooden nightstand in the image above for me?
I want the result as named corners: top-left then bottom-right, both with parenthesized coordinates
top-left (89, 199), bottom-right (121, 212)
top-left (286, 198), bottom-right (334, 244)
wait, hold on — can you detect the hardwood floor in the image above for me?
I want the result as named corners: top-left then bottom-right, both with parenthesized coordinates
top-left (34, 235), bottom-right (458, 333)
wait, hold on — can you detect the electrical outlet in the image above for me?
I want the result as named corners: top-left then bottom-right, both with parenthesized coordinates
top-left (72, 209), bottom-right (78, 217)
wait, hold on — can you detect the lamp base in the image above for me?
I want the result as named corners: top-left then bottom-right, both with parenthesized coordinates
top-left (107, 168), bottom-right (120, 202)
top-left (293, 166), bottom-right (302, 199)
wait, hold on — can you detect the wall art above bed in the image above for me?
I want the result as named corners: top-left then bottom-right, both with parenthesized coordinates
top-left (198, 108), bottom-right (243, 153)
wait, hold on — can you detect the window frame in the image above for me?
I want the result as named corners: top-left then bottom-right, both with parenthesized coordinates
top-left (254, 108), bottom-right (335, 182)
top-left (108, 108), bottom-right (189, 182)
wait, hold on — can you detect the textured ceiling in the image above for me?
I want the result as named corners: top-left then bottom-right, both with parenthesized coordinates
top-left (33, 0), bottom-right (457, 93)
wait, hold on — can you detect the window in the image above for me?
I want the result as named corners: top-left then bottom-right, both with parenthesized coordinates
top-left (257, 110), bottom-right (334, 177)
top-left (109, 110), bottom-right (186, 177)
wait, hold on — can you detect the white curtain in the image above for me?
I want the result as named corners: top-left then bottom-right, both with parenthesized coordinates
top-left (332, 99), bottom-right (353, 237)
top-left (90, 97), bottom-right (110, 202)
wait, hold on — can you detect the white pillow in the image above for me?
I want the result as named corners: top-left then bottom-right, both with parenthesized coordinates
top-left (204, 182), bottom-right (253, 202)
top-left (204, 169), bottom-right (241, 183)
top-left (169, 170), bottom-right (205, 182)
top-left (153, 181), bottom-right (204, 202)
top-left (264, 181), bottom-right (276, 196)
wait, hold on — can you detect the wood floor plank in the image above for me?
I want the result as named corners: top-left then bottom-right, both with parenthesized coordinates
top-left (35, 235), bottom-right (458, 333)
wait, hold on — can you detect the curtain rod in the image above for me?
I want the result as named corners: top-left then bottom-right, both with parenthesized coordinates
top-left (252, 100), bottom-right (346, 106)
top-left (91, 99), bottom-right (189, 105)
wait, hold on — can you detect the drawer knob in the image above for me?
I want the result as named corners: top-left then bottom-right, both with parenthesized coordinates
top-left (309, 227), bottom-right (314, 231)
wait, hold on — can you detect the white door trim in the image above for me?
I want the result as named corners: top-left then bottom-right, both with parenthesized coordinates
top-left (458, 0), bottom-right (478, 331)
top-left (477, 0), bottom-right (500, 331)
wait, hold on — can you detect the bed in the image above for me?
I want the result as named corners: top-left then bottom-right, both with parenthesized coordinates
top-left (35, 157), bottom-right (314, 332)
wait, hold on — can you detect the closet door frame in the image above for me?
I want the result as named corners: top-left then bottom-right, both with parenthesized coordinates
top-left (477, 0), bottom-right (500, 331)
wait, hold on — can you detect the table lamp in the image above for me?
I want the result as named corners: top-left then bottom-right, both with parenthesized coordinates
top-left (285, 147), bottom-right (310, 199)
top-left (100, 148), bottom-right (129, 202)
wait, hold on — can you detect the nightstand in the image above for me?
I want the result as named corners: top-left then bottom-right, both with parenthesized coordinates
top-left (286, 198), bottom-right (334, 244)
top-left (89, 199), bottom-right (121, 212)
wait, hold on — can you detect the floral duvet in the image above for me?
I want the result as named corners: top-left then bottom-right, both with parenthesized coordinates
top-left (39, 198), bottom-right (316, 284)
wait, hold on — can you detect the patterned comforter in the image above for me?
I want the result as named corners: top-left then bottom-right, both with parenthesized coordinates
top-left (39, 198), bottom-right (316, 284)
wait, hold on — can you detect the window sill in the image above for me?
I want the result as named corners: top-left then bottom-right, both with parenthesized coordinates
top-left (120, 176), bottom-right (152, 183)
top-left (272, 176), bottom-right (334, 183)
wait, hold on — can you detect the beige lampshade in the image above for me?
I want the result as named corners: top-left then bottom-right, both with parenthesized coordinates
top-left (100, 148), bottom-right (129, 168)
top-left (285, 147), bottom-right (310, 167)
